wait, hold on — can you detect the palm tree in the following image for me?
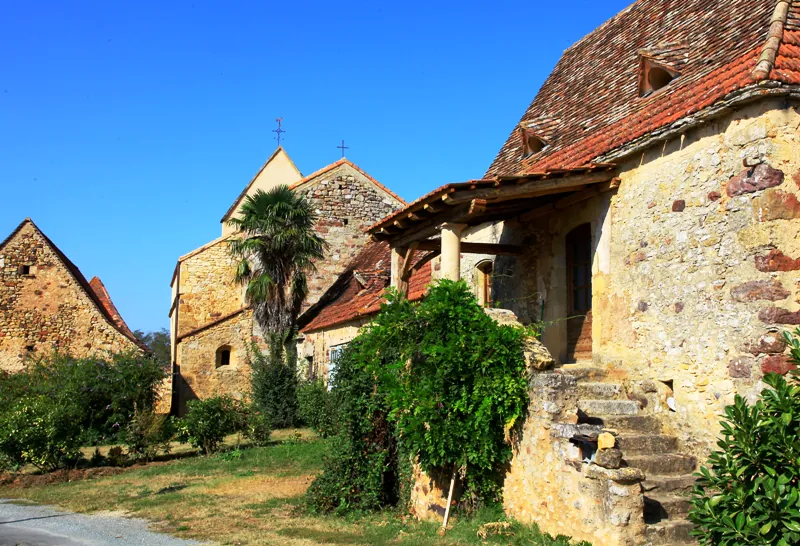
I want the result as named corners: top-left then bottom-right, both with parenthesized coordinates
top-left (227, 186), bottom-right (327, 348)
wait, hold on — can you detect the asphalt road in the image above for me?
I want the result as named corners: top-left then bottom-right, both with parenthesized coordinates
top-left (0, 500), bottom-right (204, 546)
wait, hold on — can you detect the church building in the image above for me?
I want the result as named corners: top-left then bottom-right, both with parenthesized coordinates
top-left (169, 147), bottom-right (405, 414)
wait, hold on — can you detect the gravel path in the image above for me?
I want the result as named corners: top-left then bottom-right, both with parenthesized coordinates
top-left (0, 500), bottom-right (205, 546)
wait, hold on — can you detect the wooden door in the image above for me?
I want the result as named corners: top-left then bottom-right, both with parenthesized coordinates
top-left (565, 224), bottom-right (593, 362)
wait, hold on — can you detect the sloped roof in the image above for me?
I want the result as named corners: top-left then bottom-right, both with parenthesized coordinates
top-left (487, 0), bottom-right (800, 177)
top-left (300, 241), bottom-right (432, 333)
top-left (289, 158), bottom-right (406, 205)
top-left (0, 218), bottom-right (149, 352)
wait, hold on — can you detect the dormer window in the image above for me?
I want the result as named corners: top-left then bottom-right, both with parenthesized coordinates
top-left (519, 128), bottom-right (549, 159)
top-left (639, 58), bottom-right (679, 97)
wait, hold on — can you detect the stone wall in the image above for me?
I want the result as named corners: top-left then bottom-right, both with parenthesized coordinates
top-left (299, 318), bottom-right (369, 383)
top-left (470, 98), bottom-right (800, 458)
top-left (174, 308), bottom-right (255, 415)
top-left (0, 222), bottom-right (142, 372)
top-left (297, 163), bottom-right (403, 311)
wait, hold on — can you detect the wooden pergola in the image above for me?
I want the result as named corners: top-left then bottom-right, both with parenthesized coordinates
top-left (366, 164), bottom-right (619, 293)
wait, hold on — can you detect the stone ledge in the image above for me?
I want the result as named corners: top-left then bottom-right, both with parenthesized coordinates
top-left (583, 464), bottom-right (645, 484)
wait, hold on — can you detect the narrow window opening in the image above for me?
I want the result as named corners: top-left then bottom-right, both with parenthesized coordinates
top-left (18, 264), bottom-right (32, 276)
top-left (215, 345), bottom-right (233, 368)
top-left (343, 218), bottom-right (349, 226)
top-left (25, 345), bottom-right (34, 352)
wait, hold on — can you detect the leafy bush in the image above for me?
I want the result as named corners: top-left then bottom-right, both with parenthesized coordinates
top-left (123, 407), bottom-right (174, 461)
top-left (307, 280), bottom-right (529, 514)
top-left (689, 330), bottom-right (800, 545)
top-left (178, 396), bottom-right (245, 455)
top-left (297, 380), bottom-right (337, 438)
top-left (242, 407), bottom-right (272, 446)
top-left (0, 395), bottom-right (83, 471)
top-left (250, 336), bottom-right (300, 429)
top-left (0, 351), bottom-right (167, 443)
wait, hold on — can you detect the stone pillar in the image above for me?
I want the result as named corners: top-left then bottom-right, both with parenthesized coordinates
top-left (440, 223), bottom-right (466, 281)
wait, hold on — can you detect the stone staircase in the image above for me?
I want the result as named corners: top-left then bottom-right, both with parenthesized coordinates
top-left (563, 366), bottom-right (698, 546)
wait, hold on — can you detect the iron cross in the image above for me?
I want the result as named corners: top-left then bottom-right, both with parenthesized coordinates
top-left (337, 139), bottom-right (349, 158)
top-left (273, 118), bottom-right (285, 146)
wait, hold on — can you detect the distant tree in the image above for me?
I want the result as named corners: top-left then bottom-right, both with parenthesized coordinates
top-left (227, 186), bottom-right (327, 427)
top-left (133, 328), bottom-right (171, 368)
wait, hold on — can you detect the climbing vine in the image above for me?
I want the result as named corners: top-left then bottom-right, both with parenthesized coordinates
top-left (307, 280), bottom-right (529, 514)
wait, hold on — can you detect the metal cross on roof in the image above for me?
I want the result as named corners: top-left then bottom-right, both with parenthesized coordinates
top-left (273, 118), bottom-right (285, 146)
top-left (337, 139), bottom-right (349, 158)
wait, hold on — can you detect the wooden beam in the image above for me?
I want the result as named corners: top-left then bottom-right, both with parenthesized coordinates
top-left (400, 242), bottom-right (419, 282)
top-left (519, 177), bottom-right (622, 222)
top-left (387, 204), bottom-right (472, 248)
top-left (424, 203), bottom-right (443, 214)
top-left (441, 171), bottom-right (614, 206)
top-left (469, 199), bottom-right (488, 216)
top-left (408, 211), bottom-right (423, 221)
top-left (409, 249), bottom-right (439, 277)
top-left (416, 239), bottom-right (524, 256)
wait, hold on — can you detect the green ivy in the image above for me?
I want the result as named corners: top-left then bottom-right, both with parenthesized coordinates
top-left (307, 280), bottom-right (529, 514)
top-left (688, 327), bottom-right (800, 545)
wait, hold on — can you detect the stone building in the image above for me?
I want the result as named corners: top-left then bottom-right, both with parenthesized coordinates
top-left (0, 218), bottom-right (147, 372)
top-left (366, 0), bottom-right (800, 543)
top-left (297, 241), bottom-right (431, 384)
top-left (169, 147), bottom-right (405, 414)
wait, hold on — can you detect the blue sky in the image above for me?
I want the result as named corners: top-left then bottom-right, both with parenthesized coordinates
top-left (0, 0), bottom-right (631, 332)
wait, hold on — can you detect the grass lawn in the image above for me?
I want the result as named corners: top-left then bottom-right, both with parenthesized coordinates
top-left (0, 429), bottom-right (588, 546)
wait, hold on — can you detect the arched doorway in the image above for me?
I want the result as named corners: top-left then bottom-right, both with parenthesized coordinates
top-left (565, 224), bottom-right (593, 362)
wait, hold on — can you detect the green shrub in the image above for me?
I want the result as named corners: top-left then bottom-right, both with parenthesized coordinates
top-left (0, 395), bottom-right (83, 471)
top-left (250, 336), bottom-right (300, 429)
top-left (689, 346), bottom-right (800, 544)
top-left (178, 396), bottom-right (245, 455)
top-left (297, 380), bottom-right (336, 437)
top-left (242, 407), bottom-right (272, 446)
top-left (123, 407), bottom-right (174, 461)
top-left (0, 351), bottom-right (167, 443)
top-left (307, 280), bottom-right (528, 514)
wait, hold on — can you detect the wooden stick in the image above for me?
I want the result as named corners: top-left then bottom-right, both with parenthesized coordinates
top-left (442, 467), bottom-right (457, 532)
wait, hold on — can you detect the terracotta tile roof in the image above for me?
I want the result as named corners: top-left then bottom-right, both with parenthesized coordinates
top-left (300, 241), bottom-right (432, 333)
top-left (0, 219), bottom-right (149, 353)
top-left (88, 277), bottom-right (147, 350)
top-left (365, 164), bottom-right (616, 236)
top-left (486, 0), bottom-right (800, 178)
top-left (289, 158), bottom-right (407, 205)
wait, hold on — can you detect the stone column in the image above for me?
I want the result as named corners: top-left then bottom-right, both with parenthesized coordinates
top-left (441, 223), bottom-right (466, 281)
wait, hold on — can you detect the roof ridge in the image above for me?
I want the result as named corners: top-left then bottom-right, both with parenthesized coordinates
top-left (753, 0), bottom-right (792, 80)
top-left (289, 158), bottom-right (407, 205)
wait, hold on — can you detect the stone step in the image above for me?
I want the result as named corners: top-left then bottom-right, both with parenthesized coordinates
top-left (625, 454), bottom-right (697, 476)
top-left (644, 493), bottom-right (692, 522)
top-left (579, 415), bottom-right (663, 434)
top-left (645, 520), bottom-right (697, 545)
top-left (578, 382), bottom-right (622, 400)
top-left (557, 365), bottom-right (607, 381)
top-left (643, 474), bottom-right (697, 494)
top-left (616, 434), bottom-right (679, 456)
top-left (577, 399), bottom-right (640, 416)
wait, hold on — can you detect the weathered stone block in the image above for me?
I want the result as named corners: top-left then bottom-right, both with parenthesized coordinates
top-left (598, 432), bottom-right (616, 450)
top-left (595, 448), bottom-right (623, 469)
top-left (754, 190), bottom-right (800, 221)
top-left (730, 280), bottom-right (790, 302)
top-left (728, 356), bottom-right (753, 378)
top-left (584, 464), bottom-right (645, 484)
top-left (671, 200), bottom-right (686, 212)
top-left (746, 333), bottom-right (787, 355)
top-left (755, 249), bottom-right (800, 272)
top-left (759, 307), bottom-right (800, 325)
top-left (761, 355), bottom-right (797, 375)
top-left (726, 163), bottom-right (784, 196)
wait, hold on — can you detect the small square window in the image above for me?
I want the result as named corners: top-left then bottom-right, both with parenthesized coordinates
top-left (19, 265), bottom-right (31, 275)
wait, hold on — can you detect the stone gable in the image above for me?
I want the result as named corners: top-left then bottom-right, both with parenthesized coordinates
top-left (0, 220), bottom-right (144, 372)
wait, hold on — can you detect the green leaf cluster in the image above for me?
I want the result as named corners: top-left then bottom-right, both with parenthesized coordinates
top-left (689, 328), bottom-right (800, 545)
top-left (307, 280), bottom-right (529, 514)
